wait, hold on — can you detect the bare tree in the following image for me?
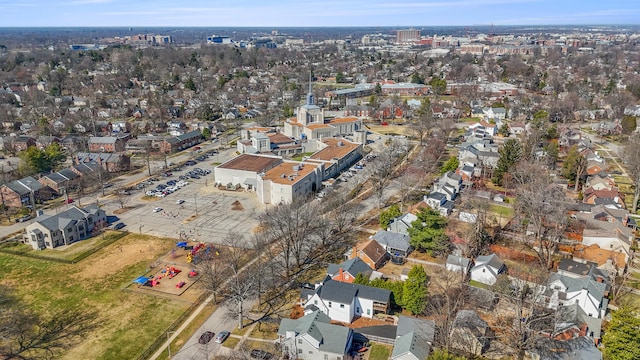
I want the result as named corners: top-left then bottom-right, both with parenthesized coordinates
top-left (0, 287), bottom-right (97, 360)
top-left (367, 138), bottom-right (403, 208)
top-left (425, 268), bottom-right (471, 351)
top-left (221, 232), bottom-right (257, 330)
top-left (114, 188), bottom-right (130, 209)
top-left (511, 162), bottom-right (567, 269)
top-left (492, 274), bottom-right (556, 360)
top-left (621, 134), bottom-right (640, 213)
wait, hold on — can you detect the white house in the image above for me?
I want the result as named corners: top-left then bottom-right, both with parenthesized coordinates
top-left (470, 253), bottom-right (506, 285)
top-left (303, 279), bottom-right (391, 324)
top-left (278, 310), bottom-right (354, 360)
top-left (446, 254), bottom-right (472, 275)
top-left (547, 260), bottom-right (609, 319)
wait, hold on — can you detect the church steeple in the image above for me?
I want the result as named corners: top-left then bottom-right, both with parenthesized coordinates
top-left (306, 71), bottom-right (314, 106)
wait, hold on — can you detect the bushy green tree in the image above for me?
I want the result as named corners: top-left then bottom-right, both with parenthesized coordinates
top-left (493, 138), bottom-right (522, 186)
top-left (369, 278), bottom-right (404, 308)
top-left (602, 306), bottom-right (640, 360)
top-left (379, 204), bottom-right (402, 229)
top-left (562, 145), bottom-right (587, 191)
top-left (353, 273), bottom-right (369, 285)
top-left (20, 143), bottom-right (66, 174)
top-left (184, 77), bottom-right (196, 91)
top-left (411, 72), bottom-right (425, 84)
top-left (201, 127), bottom-right (211, 140)
top-left (403, 265), bottom-right (428, 315)
top-left (408, 208), bottom-right (449, 254)
top-left (440, 157), bottom-right (460, 175)
top-left (429, 77), bottom-right (447, 96)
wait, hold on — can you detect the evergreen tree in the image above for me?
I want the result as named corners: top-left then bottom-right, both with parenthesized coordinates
top-left (379, 204), bottom-right (402, 229)
top-left (403, 265), bottom-right (428, 315)
top-left (602, 306), bottom-right (640, 360)
top-left (440, 157), bottom-right (460, 175)
top-left (407, 208), bottom-right (449, 254)
top-left (493, 138), bottom-right (522, 186)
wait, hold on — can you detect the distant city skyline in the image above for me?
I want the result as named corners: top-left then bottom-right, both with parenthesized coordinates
top-left (2, 0), bottom-right (639, 28)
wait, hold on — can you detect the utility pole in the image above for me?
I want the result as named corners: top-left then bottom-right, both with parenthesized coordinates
top-left (194, 194), bottom-right (198, 216)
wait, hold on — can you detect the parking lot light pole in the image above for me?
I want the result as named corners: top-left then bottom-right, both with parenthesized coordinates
top-left (194, 194), bottom-right (198, 216)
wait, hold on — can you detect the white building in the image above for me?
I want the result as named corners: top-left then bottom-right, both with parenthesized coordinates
top-left (470, 253), bottom-right (506, 285)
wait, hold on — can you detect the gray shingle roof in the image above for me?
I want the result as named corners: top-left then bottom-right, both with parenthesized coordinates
top-left (327, 257), bottom-right (373, 278)
top-left (372, 230), bottom-right (411, 253)
top-left (316, 279), bottom-right (391, 304)
top-left (391, 332), bottom-right (431, 360)
top-left (89, 136), bottom-right (119, 144)
top-left (4, 176), bottom-right (43, 196)
top-left (473, 253), bottom-right (504, 274)
top-left (446, 254), bottom-right (471, 269)
top-left (396, 315), bottom-right (436, 341)
top-left (278, 310), bottom-right (352, 355)
top-left (36, 206), bottom-right (92, 231)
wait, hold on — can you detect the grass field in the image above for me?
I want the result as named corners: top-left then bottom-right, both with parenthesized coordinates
top-left (366, 124), bottom-right (414, 136)
top-left (0, 233), bottom-right (190, 360)
top-left (369, 343), bottom-right (392, 360)
top-left (490, 204), bottom-right (515, 218)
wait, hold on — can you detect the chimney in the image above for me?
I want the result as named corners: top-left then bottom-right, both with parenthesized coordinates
top-left (339, 267), bottom-right (343, 279)
top-left (352, 245), bottom-right (357, 259)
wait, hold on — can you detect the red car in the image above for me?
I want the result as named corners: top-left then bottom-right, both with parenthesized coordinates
top-left (63, 198), bottom-right (74, 204)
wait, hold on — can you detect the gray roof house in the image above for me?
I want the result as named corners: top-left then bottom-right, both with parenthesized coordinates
top-left (304, 279), bottom-right (391, 324)
top-left (470, 253), bottom-right (506, 285)
top-left (392, 316), bottom-right (436, 360)
top-left (450, 310), bottom-right (492, 356)
top-left (371, 230), bottom-right (413, 258)
top-left (387, 213), bottom-right (418, 236)
top-left (23, 205), bottom-right (107, 250)
top-left (327, 257), bottom-right (373, 282)
top-left (446, 254), bottom-right (472, 274)
top-left (278, 310), bottom-right (354, 360)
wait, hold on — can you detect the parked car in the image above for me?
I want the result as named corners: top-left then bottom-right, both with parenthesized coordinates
top-left (63, 198), bottom-right (74, 204)
top-left (250, 350), bottom-right (273, 360)
top-left (15, 215), bottom-right (32, 223)
top-left (176, 199), bottom-right (185, 205)
top-left (198, 331), bottom-right (215, 344)
top-left (153, 207), bottom-right (163, 213)
top-left (114, 222), bottom-right (126, 230)
top-left (215, 330), bottom-right (230, 343)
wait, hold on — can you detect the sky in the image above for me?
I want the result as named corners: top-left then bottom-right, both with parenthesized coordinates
top-left (2, 0), bottom-right (640, 27)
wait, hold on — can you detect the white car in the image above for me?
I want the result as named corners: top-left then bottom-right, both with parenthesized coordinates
top-left (153, 207), bottom-right (163, 213)
top-left (176, 199), bottom-right (185, 205)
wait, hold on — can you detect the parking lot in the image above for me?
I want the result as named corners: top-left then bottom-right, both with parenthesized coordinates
top-left (101, 147), bottom-right (265, 247)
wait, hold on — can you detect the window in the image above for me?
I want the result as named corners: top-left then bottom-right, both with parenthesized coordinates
top-left (45, 242), bottom-right (50, 246)
top-left (356, 307), bottom-right (360, 313)
top-left (309, 351), bottom-right (313, 355)
top-left (340, 304), bottom-right (345, 308)
top-left (298, 339), bottom-right (302, 345)
top-left (298, 349), bottom-right (302, 354)
top-left (314, 300), bottom-right (318, 305)
top-left (67, 228), bottom-right (73, 233)
top-left (367, 309), bottom-right (371, 315)
top-left (284, 346), bottom-right (289, 352)
top-left (324, 355), bottom-right (328, 360)
top-left (328, 302), bottom-right (332, 308)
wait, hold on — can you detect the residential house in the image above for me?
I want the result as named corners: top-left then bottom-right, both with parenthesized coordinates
top-left (424, 192), bottom-right (454, 216)
top-left (585, 174), bottom-right (616, 191)
top-left (75, 152), bottom-right (130, 173)
top-left (547, 260), bottom-right (609, 319)
top-left (387, 213), bottom-right (417, 236)
top-left (392, 316), bottom-right (436, 360)
top-left (371, 230), bottom-right (413, 258)
top-left (470, 253), bottom-right (506, 285)
top-left (327, 258), bottom-right (373, 283)
top-left (582, 189), bottom-right (625, 209)
top-left (303, 279), bottom-right (391, 323)
top-left (36, 136), bottom-right (60, 150)
top-left (446, 254), bottom-right (472, 275)
top-left (0, 176), bottom-right (55, 208)
top-left (88, 136), bottom-right (126, 153)
top-left (23, 205), bottom-right (107, 250)
top-left (573, 244), bottom-right (627, 276)
top-left (38, 169), bottom-right (79, 193)
top-left (450, 310), bottom-right (491, 356)
top-left (529, 336), bottom-right (602, 360)
top-left (12, 135), bottom-right (36, 151)
top-left (509, 122), bottom-right (526, 135)
top-left (347, 239), bottom-right (388, 270)
top-left (574, 204), bottom-right (634, 263)
top-left (156, 130), bottom-right (203, 154)
top-left (278, 310), bottom-right (354, 360)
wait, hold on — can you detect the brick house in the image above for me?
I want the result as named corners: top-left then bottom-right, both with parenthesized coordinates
top-left (156, 130), bottom-right (203, 154)
top-left (38, 169), bottom-right (80, 193)
top-left (0, 176), bottom-right (56, 208)
top-left (75, 152), bottom-right (131, 173)
top-left (88, 136), bottom-right (127, 153)
top-left (12, 136), bottom-right (36, 151)
top-left (347, 239), bottom-right (388, 270)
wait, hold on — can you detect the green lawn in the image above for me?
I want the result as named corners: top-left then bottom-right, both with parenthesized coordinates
top-left (0, 233), bottom-right (189, 360)
top-left (291, 152), bottom-right (315, 161)
top-left (489, 204), bottom-right (515, 218)
top-left (369, 343), bottom-right (392, 360)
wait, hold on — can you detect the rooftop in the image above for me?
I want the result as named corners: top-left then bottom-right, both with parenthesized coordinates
top-left (328, 116), bottom-right (359, 124)
top-left (218, 153), bottom-right (282, 172)
top-left (262, 161), bottom-right (320, 185)
top-left (310, 138), bottom-right (360, 162)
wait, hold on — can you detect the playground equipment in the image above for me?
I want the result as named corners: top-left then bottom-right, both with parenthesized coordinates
top-left (185, 242), bottom-right (217, 264)
top-left (160, 266), bottom-right (182, 279)
top-left (188, 269), bottom-right (198, 278)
